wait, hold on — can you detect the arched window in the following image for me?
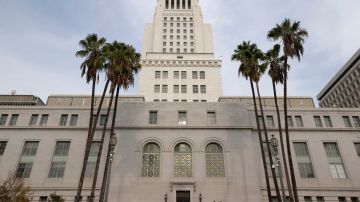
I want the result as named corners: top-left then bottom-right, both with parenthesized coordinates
top-left (142, 143), bottom-right (160, 177)
top-left (205, 143), bottom-right (225, 177)
top-left (174, 143), bottom-right (192, 177)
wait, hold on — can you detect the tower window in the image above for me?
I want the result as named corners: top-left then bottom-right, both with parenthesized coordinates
top-left (181, 71), bottom-right (187, 79)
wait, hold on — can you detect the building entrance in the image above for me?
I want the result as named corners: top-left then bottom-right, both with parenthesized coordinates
top-left (176, 191), bottom-right (190, 202)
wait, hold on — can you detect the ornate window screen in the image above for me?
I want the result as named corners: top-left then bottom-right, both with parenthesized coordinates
top-left (205, 143), bottom-right (225, 177)
top-left (142, 143), bottom-right (161, 177)
top-left (174, 143), bottom-right (192, 177)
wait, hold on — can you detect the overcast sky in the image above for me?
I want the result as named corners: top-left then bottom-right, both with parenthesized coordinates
top-left (0, 0), bottom-right (359, 103)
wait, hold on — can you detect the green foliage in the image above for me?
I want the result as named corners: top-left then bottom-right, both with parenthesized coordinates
top-left (48, 193), bottom-right (65, 202)
top-left (0, 172), bottom-right (32, 202)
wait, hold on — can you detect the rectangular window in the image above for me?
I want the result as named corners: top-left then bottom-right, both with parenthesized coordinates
top-left (8, 114), bottom-right (19, 126)
top-left (29, 114), bottom-right (39, 126)
top-left (99, 114), bottom-right (107, 126)
top-left (39, 196), bottom-right (48, 202)
top-left (192, 85), bottom-right (198, 94)
top-left (200, 71), bottom-right (205, 79)
top-left (163, 71), bottom-right (168, 79)
top-left (343, 116), bottom-right (352, 127)
top-left (295, 116), bottom-right (304, 127)
top-left (207, 112), bottom-right (216, 125)
top-left (338, 197), bottom-right (347, 202)
top-left (85, 142), bottom-right (101, 177)
top-left (316, 196), bottom-right (325, 202)
top-left (314, 116), bottom-right (323, 127)
top-left (0, 141), bottom-right (7, 155)
top-left (174, 85), bottom-right (179, 93)
top-left (324, 116), bottom-right (333, 127)
top-left (294, 142), bottom-right (315, 178)
top-left (304, 196), bottom-right (313, 202)
top-left (162, 85), bottom-right (168, 93)
top-left (266, 116), bottom-right (275, 127)
top-left (174, 71), bottom-right (179, 79)
top-left (59, 114), bottom-right (68, 126)
top-left (324, 142), bottom-right (347, 179)
top-left (351, 197), bottom-right (359, 202)
top-left (178, 112), bottom-right (187, 125)
top-left (155, 71), bottom-right (161, 79)
top-left (0, 114), bottom-right (8, 126)
top-left (354, 143), bottom-right (360, 156)
top-left (181, 71), bottom-right (187, 79)
top-left (16, 141), bottom-right (39, 178)
top-left (200, 85), bottom-right (206, 94)
top-left (352, 116), bottom-right (360, 127)
top-left (149, 111), bottom-right (158, 124)
top-left (39, 114), bottom-right (49, 126)
top-left (287, 116), bottom-right (294, 127)
top-left (48, 141), bottom-right (71, 178)
top-left (154, 85), bottom-right (160, 93)
top-left (181, 85), bottom-right (187, 93)
top-left (192, 71), bottom-right (198, 79)
top-left (69, 114), bottom-right (78, 126)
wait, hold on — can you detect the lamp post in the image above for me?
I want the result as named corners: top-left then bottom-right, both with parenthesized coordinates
top-left (271, 134), bottom-right (286, 201)
top-left (104, 134), bottom-right (117, 202)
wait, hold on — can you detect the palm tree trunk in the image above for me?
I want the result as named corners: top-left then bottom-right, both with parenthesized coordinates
top-left (283, 57), bottom-right (299, 202)
top-left (256, 82), bottom-right (282, 202)
top-left (250, 78), bottom-right (272, 202)
top-left (99, 84), bottom-right (120, 202)
top-left (86, 79), bottom-right (110, 202)
top-left (272, 80), bottom-right (294, 202)
top-left (90, 83), bottom-right (114, 201)
top-left (75, 78), bottom-right (96, 202)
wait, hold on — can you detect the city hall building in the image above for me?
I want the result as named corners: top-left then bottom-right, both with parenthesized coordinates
top-left (1, 0), bottom-right (360, 202)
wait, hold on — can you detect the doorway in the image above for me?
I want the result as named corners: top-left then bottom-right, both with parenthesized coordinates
top-left (176, 191), bottom-right (190, 202)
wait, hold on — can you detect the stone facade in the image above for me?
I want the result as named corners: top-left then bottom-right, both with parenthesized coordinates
top-left (0, 96), bottom-right (360, 201)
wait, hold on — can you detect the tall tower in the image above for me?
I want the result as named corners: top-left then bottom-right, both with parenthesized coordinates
top-left (138, 0), bottom-right (222, 102)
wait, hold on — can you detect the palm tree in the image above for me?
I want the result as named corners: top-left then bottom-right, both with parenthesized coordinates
top-left (75, 33), bottom-right (106, 202)
top-left (98, 41), bottom-right (141, 202)
top-left (264, 44), bottom-right (294, 201)
top-left (232, 41), bottom-right (274, 202)
top-left (268, 19), bottom-right (308, 202)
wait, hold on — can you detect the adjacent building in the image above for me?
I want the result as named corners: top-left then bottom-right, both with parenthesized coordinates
top-left (317, 49), bottom-right (360, 108)
top-left (0, 0), bottom-right (360, 202)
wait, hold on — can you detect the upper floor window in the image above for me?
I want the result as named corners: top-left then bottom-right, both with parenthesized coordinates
top-left (324, 116), bottom-right (333, 127)
top-left (295, 116), bottom-right (304, 127)
top-left (16, 141), bottom-right (39, 178)
top-left (174, 143), bottom-right (192, 177)
top-left (142, 143), bottom-right (160, 177)
top-left (162, 85), bottom-right (168, 93)
top-left (200, 71), bottom-right (205, 79)
top-left (70, 114), bottom-right (78, 126)
top-left (155, 71), bottom-right (161, 79)
top-left (200, 85), bottom-right (206, 94)
top-left (294, 142), bottom-right (315, 178)
top-left (343, 116), bottom-right (352, 127)
top-left (39, 114), bottom-right (49, 126)
top-left (8, 114), bottom-right (19, 126)
top-left (287, 116), bottom-right (294, 127)
top-left (181, 71), bottom-right (187, 79)
top-left (99, 114), bottom-right (107, 126)
top-left (85, 142), bottom-right (101, 177)
top-left (205, 143), bottom-right (225, 177)
top-left (314, 116), bottom-right (323, 127)
top-left (324, 142), bottom-right (347, 179)
top-left (192, 71), bottom-right (198, 79)
top-left (354, 143), bottom-right (360, 157)
top-left (192, 85), bottom-right (198, 94)
top-left (149, 111), bottom-right (158, 124)
top-left (174, 71), bottom-right (179, 79)
top-left (154, 85), bottom-right (160, 93)
top-left (0, 141), bottom-right (7, 156)
top-left (266, 116), bottom-right (275, 127)
top-left (207, 112), bottom-right (216, 125)
top-left (49, 141), bottom-right (71, 178)
top-left (29, 114), bottom-right (39, 126)
top-left (163, 71), bottom-right (168, 79)
top-left (178, 112), bottom-right (187, 125)
top-left (353, 116), bottom-right (360, 127)
top-left (0, 114), bottom-right (8, 126)
top-left (181, 85), bottom-right (187, 93)
top-left (59, 114), bottom-right (68, 126)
